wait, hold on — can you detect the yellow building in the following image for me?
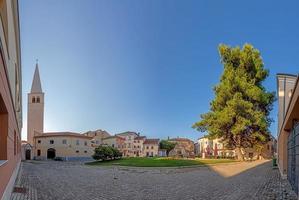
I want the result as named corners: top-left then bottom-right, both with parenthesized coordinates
top-left (102, 135), bottom-right (125, 153)
top-left (143, 139), bottom-right (159, 157)
top-left (24, 63), bottom-right (112, 161)
top-left (34, 132), bottom-right (94, 161)
top-left (84, 129), bottom-right (111, 147)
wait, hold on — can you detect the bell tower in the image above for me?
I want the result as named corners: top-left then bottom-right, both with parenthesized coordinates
top-left (27, 62), bottom-right (44, 145)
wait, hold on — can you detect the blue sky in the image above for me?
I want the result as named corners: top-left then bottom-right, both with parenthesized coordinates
top-left (20, 0), bottom-right (299, 141)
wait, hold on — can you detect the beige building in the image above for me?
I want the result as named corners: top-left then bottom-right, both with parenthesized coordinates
top-left (143, 139), bottom-right (159, 157)
top-left (0, 0), bottom-right (22, 199)
top-left (34, 132), bottom-right (94, 161)
top-left (21, 141), bottom-right (32, 161)
top-left (102, 135), bottom-right (125, 153)
top-left (133, 136), bottom-right (146, 157)
top-left (24, 64), bottom-right (112, 161)
top-left (116, 131), bottom-right (139, 157)
top-left (169, 138), bottom-right (195, 158)
top-left (84, 129), bottom-right (110, 147)
top-left (276, 73), bottom-right (299, 195)
top-left (198, 137), bottom-right (235, 158)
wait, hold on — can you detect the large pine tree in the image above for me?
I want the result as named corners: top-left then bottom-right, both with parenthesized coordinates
top-left (193, 44), bottom-right (275, 160)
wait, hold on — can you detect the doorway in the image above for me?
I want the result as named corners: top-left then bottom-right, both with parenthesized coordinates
top-left (25, 149), bottom-right (31, 160)
top-left (47, 148), bottom-right (56, 159)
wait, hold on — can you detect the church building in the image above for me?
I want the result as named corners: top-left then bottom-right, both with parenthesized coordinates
top-left (24, 63), bottom-right (95, 161)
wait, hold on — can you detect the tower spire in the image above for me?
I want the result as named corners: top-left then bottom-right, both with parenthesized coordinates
top-left (31, 61), bottom-right (42, 93)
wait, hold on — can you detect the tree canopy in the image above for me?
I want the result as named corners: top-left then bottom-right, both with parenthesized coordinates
top-left (193, 44), bottom-right (275, 160)
top-left (92, 146), bottom-right (122, 161)
top-left (159, 140), bottom-right (176, 157)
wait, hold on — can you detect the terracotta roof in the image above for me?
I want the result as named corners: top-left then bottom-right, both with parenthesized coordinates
top-left (83, 129), bottom-right (111, 136)
top-left (116, 131), bottom-right (139, 136)
top-left (169, 138), bottom-right (193, 142)
top-left (102, 135), bottom-right (125, 140)
top-left (144, 139), bottom-right (159, 145)
top-left (34, 132), bottom-right (92, 139)
top-left (135, 136), bottom-right (146, 140)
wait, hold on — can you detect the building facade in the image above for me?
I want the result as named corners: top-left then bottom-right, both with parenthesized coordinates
top-left (168, 138), bottom-right (195, 158)
top-left (0, 0), bottom-right (22, 199)
top-left (34, 132), bottom-right (94, 161)
top-left (143, 139), bottom-right (159, 157)
top-left (116, 131), bottom-right (139, 157)
top-left (102, 136), bottom-right (125, 153)
top-left (276, 73), bottom-right (299, 195)
top-left (198, 136), bottom-right (275, 160)
top-left (84, 129), bottom-right (111, 147)
top-left (198, 137), bottom-right (235, 158)
top-left (24, 64), bottom-right (112, 161)
top-left (133, 136), bottom-right (146, 157)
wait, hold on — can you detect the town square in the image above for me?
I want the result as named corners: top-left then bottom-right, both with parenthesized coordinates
top-left (1, 0), bottom-right (299, 200)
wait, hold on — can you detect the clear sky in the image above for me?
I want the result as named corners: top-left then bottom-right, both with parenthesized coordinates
top-left (20, 0), bottom-right (299, 141)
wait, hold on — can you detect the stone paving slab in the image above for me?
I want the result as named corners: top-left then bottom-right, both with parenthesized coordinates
top-left (10, 160), bottom-right (297, 200)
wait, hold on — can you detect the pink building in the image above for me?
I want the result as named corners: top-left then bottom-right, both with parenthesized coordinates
top-left (0, 0), bottom-right (22, 199)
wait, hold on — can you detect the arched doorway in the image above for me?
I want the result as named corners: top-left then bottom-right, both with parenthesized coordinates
top-left (47, 148), bottom-right (56, 159)
top-left (25, 149), bottom-right (31, 160)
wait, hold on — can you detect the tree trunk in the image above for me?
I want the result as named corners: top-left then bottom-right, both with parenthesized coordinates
top-left (235, 147), bottom-right (244, 161)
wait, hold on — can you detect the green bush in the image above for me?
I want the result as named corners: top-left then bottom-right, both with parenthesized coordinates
top-left (92, 146), bottom-right (122, 161)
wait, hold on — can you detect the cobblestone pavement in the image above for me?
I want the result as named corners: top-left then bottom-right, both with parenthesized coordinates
top-left (10, 160), bottom-right (297, 200)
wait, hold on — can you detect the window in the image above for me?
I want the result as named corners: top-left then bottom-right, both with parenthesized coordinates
top-left (37, 149), bottom-right (41, 156)
top-left (36, 97), bottom-right (40, 103)
top-left (76, 150), bottom-right (79, 153)
top-left (112, 144), bottom-right (115, 147)
top-left (84, 141), bottom-right (88, 146)
top-left (151, 146), bottom-right (154, 149)
top-left (15, 64), bottom-right (21, 113)
top-left (32, 97), bottom-right (36, 103)
top-left (16, 136), bottom-right (19, 153)
top-left (267, 145), bottom-right (270, 150)
top-left (62, 139), bottom-right (67, 144)
top-left (146, 146), bottom-right (149, 149)
top-left (146, 152), bottom-right (149, 156)
top-left (76, 140), bottom-right (80, 145)
top-left (84, 150), bottom-right (87, 153)
top-left (134, 145), bottom-right (136, 148)
top-left (38, 140), bottom-right (41, 144)
top-left (14, 131), bottom-right (16, 155)
top-left (50, 140), bottom-right (54, 144)
top-left (137, 146), bottom-right (140, 148)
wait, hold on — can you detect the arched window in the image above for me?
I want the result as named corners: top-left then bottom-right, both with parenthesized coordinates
top-left (32, 97), bottom-right (36, 103)
top-left (36, 97), bottom-right (40, 103)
